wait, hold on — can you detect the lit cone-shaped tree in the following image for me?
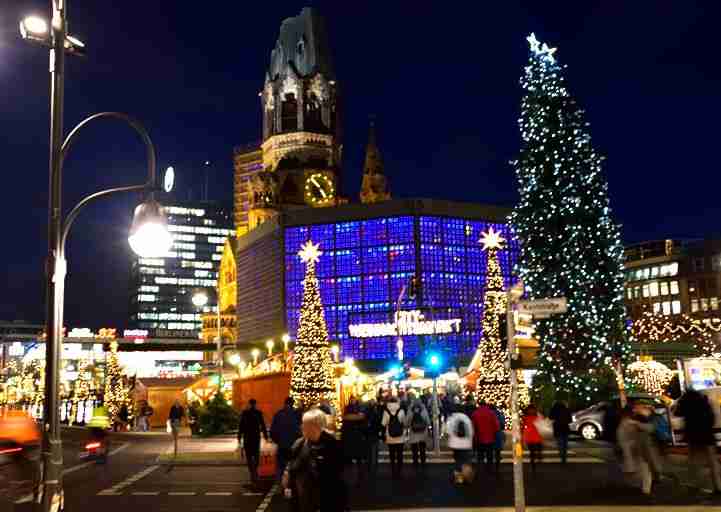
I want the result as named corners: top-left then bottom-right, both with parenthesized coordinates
top-left (510, 33), bottom-right (629, 403)
top-left (71, 358), bottom-right (92, 424)
top-left (474, 228), bottom-right (528, 417)
top-left (104, 341), bottom-right (125, 424)
top-left (290, 241), bottom-right (335, 408)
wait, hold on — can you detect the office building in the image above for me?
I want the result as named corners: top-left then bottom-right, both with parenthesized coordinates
top-left (128, 201), bottom-right (233, 337)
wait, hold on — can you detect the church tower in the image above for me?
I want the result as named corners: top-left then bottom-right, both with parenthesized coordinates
top-left (254, 7), bottom-right (341, 222)
top-left (360, 120), bottom-right (390, 204)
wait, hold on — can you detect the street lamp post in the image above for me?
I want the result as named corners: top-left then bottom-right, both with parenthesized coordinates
top-left (21, 4), bottom-right (171, 511)
top-left (506, 282), bottom-right (526, 512)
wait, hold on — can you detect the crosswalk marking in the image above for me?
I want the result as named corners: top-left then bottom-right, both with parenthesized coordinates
top-left (206, 492), bottom-right (233, 496)
top-left (132, 492), bottom-right (160, 496)
top-left (168, 492), bottom-right (196, 496)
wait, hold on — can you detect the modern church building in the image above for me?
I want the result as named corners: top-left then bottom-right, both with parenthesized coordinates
top-left (210, 7), bottom-right (518, 364)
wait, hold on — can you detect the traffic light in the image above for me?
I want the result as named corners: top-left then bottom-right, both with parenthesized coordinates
top-left (425, 350), bottom-right (443, 378)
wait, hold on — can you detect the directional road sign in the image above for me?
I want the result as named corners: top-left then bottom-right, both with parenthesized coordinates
top-left (517, 297), bottom-right (567, 318)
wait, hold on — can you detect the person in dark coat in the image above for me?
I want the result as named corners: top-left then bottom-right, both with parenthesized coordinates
top-left (271, 397), bottom-right (302, 481)
top-left (342, 396), bottom-right (368, 478)
top-left (283, 408), bottom-right (347, 511)
top-left (678, 390), bottom-right (721, 493)
top-left (549, 399), bottom-right (572, 464)
top-left (238, 398), bottom-right (268, 486)
top-left (365, 399), bottom-right (384, 474)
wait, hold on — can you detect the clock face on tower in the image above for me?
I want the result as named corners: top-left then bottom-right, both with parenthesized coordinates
top-left (304, 172), bottom-right (335, 206)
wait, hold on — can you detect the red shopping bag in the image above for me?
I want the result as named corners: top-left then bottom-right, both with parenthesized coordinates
top-left (258, 439), bottom-right (277, 478)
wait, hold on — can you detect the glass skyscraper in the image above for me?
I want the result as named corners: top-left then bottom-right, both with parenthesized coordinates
top-left (128, 201), bottom-right (233, 337)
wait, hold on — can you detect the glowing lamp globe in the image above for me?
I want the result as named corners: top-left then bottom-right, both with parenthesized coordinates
top-left (20, 16), bottom-right (48, 39)
top-left (192, 291), bottom-right (209, 308)
top-left (128, 199), bottom-right (172, 257)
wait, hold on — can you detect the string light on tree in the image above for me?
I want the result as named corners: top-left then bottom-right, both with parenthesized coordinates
top-left (290, 241), bottom-right (336, 408)
top-left (70, 358), bottom-right (92, 423)
top-left (509, 33), bottom-right (630, 403)
top-left (474, 227), bottom-right (527, 416)
top-left (104, 341), bottom-right (126, 424)
top-left (632, 310), bottom-right (719, 356)
top-left (627, 359), bottom-right (674, 396)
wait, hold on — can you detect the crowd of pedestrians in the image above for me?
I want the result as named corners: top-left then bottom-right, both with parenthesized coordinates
top-left (159, 384), bottom-right (720, 509)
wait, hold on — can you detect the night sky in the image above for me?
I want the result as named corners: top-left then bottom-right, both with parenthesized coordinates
top-left (1, 2), bottom-right (719, 329)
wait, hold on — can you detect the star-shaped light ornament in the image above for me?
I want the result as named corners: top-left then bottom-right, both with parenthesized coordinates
top-left (526, 32), bottom-right (557, 64)
top-left (479, 227), bottom-right (506, 251)
top-left (526, 33), bottom-right (541, 54)
top-left (298, 240), bottom-right (322, 264)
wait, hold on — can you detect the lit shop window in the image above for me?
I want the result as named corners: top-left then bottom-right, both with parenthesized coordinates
top-left (653, 302), bottom-right (661, 314)
top-left (649, 282), bottom-right (659, 297)
top-left (691, 300), bottom-right (699, 313)
top-left (626, 288), bottom-right (633, 300)
top-left (660, 263), bottom-right (679, 277)
top-left (642, 284), bottom-right (650, 298)
top-left (712, 297), bottom-right (719, 310)
top-left (651, 266), bottom-right (659, 278)
top-left (701, 298), bottom-right (709, 311)
top-left (672, 300), bottom-right (681, 315)
top-left (140, 267), bottom-right (166, 275)
top-left (662, 302), bottom-right (671, 315)
top-left (166, 206), bottom-right (205, 216)
top-left (167, 323), bottom-right (196, 330)
top-left (139, 258), bottom-right (165, 266)
top-left (660, 282), bottom-right (669, 296)
top-left (670, 281), bottom-right (679, 295)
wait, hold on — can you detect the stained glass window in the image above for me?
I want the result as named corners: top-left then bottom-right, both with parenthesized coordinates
top-left (284, 215), bottom-right (518, 360)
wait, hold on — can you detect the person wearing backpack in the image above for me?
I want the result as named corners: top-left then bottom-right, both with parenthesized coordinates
top-left (447, 404), bottom-right (474, 484)
top-left (407, 395), bottom-right (430, 469)
top-left (382, 397), bottom-right (407, 479)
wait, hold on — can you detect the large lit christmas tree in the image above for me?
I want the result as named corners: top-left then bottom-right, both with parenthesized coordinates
top-left (475, 228), bottom-right (512, 411)
top-left (290, 241), bottom-right (335, 408)
top-left (510, 34), bottom-right (628, 401)
top-left (104, 341), bottom-right (125, 423)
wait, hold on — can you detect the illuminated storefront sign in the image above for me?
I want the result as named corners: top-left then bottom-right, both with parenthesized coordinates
top-left (123, 329), bottom-right (149, 338)
top-left (349, 310), bottom-right (462, 338)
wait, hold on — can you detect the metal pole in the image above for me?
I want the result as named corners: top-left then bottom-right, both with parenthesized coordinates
top-left (432, 376), bottom-right (440, 457)
top-left (507, 291), bottom-right (525, 512)
top-left (39, 1), bottom-right (67, 510)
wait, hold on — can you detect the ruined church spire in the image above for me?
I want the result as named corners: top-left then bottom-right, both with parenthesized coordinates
top-left (360, 118), bottom-right (390, 204)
